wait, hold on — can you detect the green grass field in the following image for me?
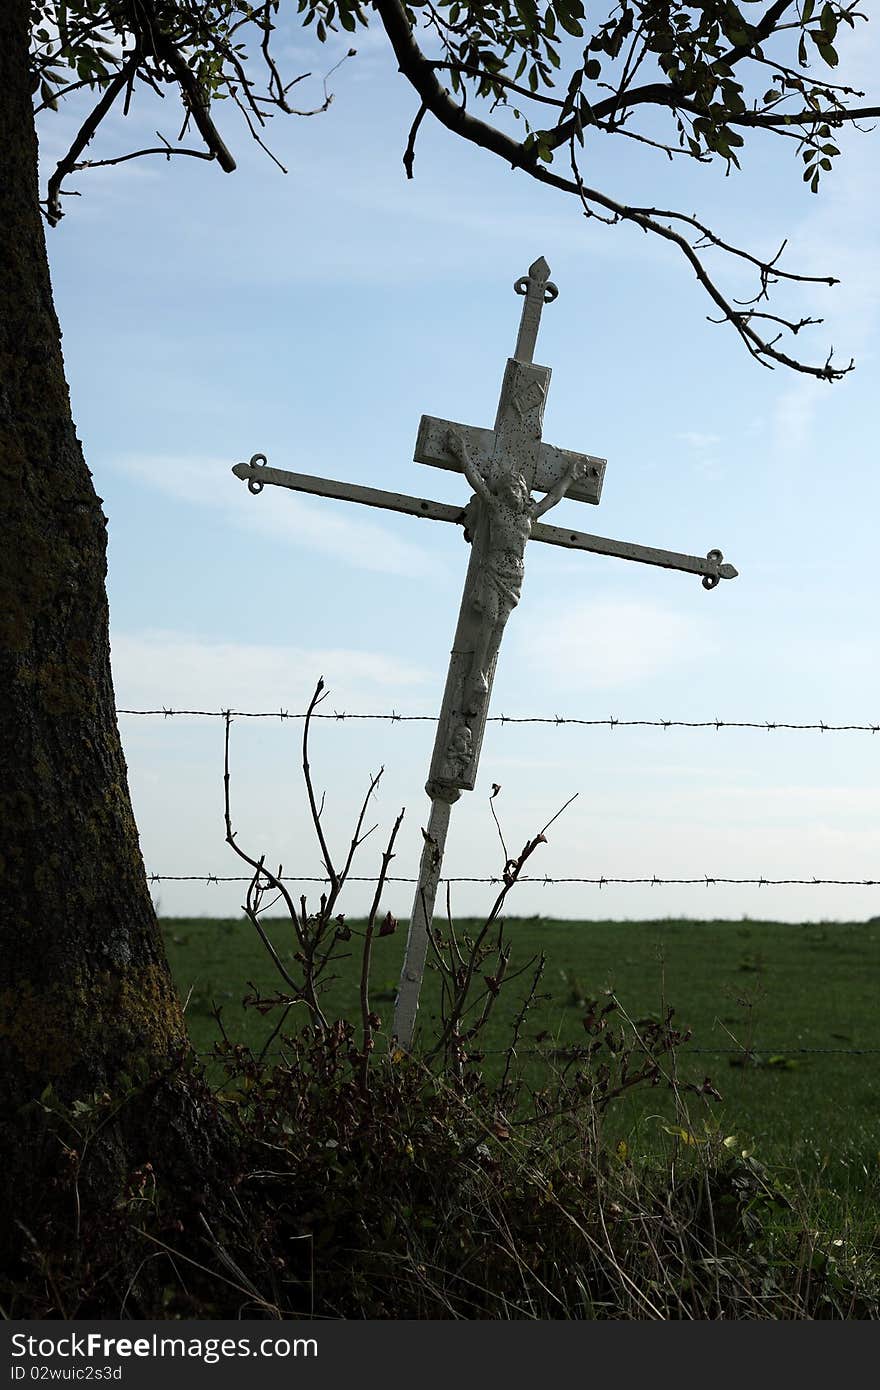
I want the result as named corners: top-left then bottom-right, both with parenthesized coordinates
top-left (162, 913), bottom-right (879, 1184)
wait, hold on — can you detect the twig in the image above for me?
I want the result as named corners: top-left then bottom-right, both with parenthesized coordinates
top-left (72, 141), bottom-right (216, 171)
top-left (328, 767), bottom-right (383, 918)
top-left (403, 101), bottom-right (427, 178)
top-left (498, 951), bottom-right (546, 1101)
top-left (301, 680), bottom-right (337, 894)
top-left (425, 792), bottom-right (576, 1061)
top-left (360, 806), bottom-right (406, 1090)
top-left (223, 712), bottom-right (325, 1027)
top-left (487, 782), bottom-right (508, 863)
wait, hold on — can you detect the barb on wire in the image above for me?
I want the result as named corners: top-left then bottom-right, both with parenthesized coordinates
top-left (117, 707), bottom-right (880, 731)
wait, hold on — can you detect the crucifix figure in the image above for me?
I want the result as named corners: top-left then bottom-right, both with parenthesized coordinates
top-left (452, 427), bottom-right (588, 715)
top-left (232, 255), bottom-right (738, 1049)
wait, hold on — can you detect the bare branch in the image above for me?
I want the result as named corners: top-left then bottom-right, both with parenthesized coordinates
top-left (359, 806), bottom-right (405, 1086)
top-left (326, 765), bottom-right (384, 918)
top-left (302, 679), bottom-right (338, 893)
top-left (540, 791), bottom-right (579, 837)
top-left (498, 950), bottom-right (546, 1101)
top-left (223, 713), bottom-right (303, 945)
top-left (488, 783), bottom-right (508, 863)
top-left (425, 791), bottom-right (576, 1062)
top-left (72, 138), bottom-right (216, 171)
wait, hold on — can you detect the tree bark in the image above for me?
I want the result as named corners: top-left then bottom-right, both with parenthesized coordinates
top-left (0, 1), bottom-right (226, 1310)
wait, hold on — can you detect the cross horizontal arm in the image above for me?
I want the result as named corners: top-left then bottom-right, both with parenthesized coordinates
top-left (531, 516), bottom-right (738, 585)
top-left (232, 459), bottom-right (464, 526)
top-left (232, 458), bottom-right (737, 586)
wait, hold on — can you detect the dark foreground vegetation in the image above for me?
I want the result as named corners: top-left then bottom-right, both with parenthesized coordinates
top-left (169, 913), bottom-right (880, 1172)
top-left (8, 892), bottom-right (879, 1317)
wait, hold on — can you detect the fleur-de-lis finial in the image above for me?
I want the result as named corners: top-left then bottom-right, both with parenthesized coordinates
top-left (513, 255), bottom-right (559, 364)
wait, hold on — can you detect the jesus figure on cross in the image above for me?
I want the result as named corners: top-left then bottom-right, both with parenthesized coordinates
top-left (446, 427), bottom-right (588, 714)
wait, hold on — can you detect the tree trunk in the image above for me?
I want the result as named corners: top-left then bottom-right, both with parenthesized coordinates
top-left (0, 1), bottom-right (228, 1312)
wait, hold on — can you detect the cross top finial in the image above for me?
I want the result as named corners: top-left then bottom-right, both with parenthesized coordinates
top-left (513, 254), bottom-right (559, 364)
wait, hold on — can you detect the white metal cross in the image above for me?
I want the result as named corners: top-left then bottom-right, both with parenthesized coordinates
top-left (232, 255), bottom-right (738, 1049)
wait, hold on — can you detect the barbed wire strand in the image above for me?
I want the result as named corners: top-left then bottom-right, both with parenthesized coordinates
top-left (118, 708), bottom-right (880, 731)
top-left (193, 1045), bottom-right (880, 1059)
top-left (149, 873), bottom-right (880, 886)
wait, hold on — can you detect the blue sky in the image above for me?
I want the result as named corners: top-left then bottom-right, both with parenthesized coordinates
top-left (37, 12), bottom-right (880, 924)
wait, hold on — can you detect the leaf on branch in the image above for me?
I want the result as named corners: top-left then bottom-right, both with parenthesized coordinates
top-left (39, 79), bottom-right (58, 111)
top-left (555, 10), bottom-right (584, 39)
top-left (819, 3), bottom-right (838, 41)
top-left (815, 39), bottom-right (839, 68)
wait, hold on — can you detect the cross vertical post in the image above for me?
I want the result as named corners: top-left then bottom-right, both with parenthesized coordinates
top-left (394, 257), bottom-right (582, 1047)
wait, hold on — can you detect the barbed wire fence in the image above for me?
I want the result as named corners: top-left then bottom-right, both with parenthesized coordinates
top-left (119, 707), bottom-right (880, 732)
top-left (128, 702), bottom-right (880, 887)
top-left (191, 1045), bottom-right (880, 1059)
top-left (121, 704), bottom-right (879, 1062)
top-left (149, 874), bottom-right (880, 886)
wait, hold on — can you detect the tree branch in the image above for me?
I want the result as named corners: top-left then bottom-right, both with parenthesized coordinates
top-left (45, 57), bottom-right (137, 225)
top-left (72, 138), bottom-right (217, 171)
top-left (589, 85), bottom-right (880, 132)
top-left (372, 0), bottom-right (854, 379)
top-left (429, 59), bottom-right (566, 110)
top-left (144, 13), bottom-right (236, 171)
top-left (496, 1), bottom-right (867, 171)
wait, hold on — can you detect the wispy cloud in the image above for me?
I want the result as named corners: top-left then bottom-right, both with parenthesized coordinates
top-left (677, 431), bottom-right (722, 450)
top-left (702, 784), bottom-right (880, 816)
top-left (110, 629), bottom-right (430, 710)
top-left (771, 377), bottom-right (819, 458)
top-left (109, 453), bottom-right (435, 576)
top-left (675, 429), bottom-right (725, 479)
top-left (524, 596), bottom-right (715, 690)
